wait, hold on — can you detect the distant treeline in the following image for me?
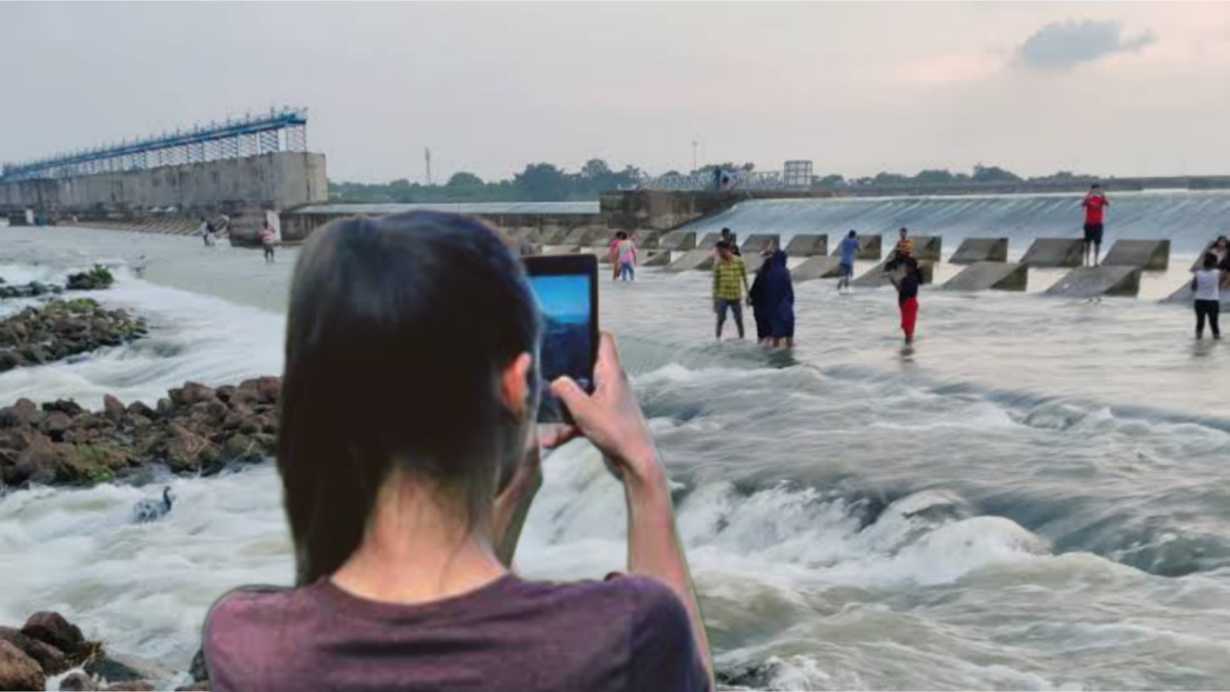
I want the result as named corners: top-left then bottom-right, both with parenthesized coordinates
top-left (329, 159), bottom-right (643, 203)
top-left (328, 161), bottom-right (1099, 203)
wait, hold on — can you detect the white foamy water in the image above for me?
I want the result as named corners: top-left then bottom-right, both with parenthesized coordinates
top-left (2, 222), bottom-right (1230, 689)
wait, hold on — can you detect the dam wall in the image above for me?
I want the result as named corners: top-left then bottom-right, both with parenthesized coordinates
top-left (0, 152), bottom-right (328, 217)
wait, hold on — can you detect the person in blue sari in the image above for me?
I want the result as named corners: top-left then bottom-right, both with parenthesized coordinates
top-left (751, 250), bottom-right (794, 349)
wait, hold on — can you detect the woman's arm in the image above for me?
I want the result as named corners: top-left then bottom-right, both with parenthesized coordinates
top-left (491, 444), bottom-right (543, 566)
top-left (550, 334), bottom-right (714, 687)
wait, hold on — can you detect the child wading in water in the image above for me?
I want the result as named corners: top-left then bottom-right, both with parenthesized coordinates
top-left (890, 256), bottom-right (921, 344)
top-left (260, 222), bottom-right (277, 264)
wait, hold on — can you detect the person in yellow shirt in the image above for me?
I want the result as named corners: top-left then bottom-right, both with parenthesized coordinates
top-left (712, 241), bottom-right (750, 340)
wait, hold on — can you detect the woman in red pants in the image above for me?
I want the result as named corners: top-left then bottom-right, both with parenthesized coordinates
top-left (891, 257), bottom-right (921, 344)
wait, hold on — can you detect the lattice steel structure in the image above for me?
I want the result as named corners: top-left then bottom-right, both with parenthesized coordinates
top-left (0, 107), bottom-right (309, 182)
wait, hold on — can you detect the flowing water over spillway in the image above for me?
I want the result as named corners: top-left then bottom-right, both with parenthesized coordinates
top-left (2, 193), bottom-right (1230, 690)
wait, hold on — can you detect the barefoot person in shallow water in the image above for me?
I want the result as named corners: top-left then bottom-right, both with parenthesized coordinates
top-left (203, 212), bottom-right (712, 692)
top-left (713, 240), bottom-right (749, 340)
top-left (837, 230), bottom-right (860, 293)
top-left (890, 256), bottom-right (921, 345)
top-left (1192, 252), bottom-right (1224, 340)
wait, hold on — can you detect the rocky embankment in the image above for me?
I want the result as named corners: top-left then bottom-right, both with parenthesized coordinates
top-left (0, 611), bottom-right (209, 691)
top-left (0, 299), bottom-right (147, 373)
top-left (0, 265), bottom-right (115, 300)
top-left (0, 378), bottom-right (280, 489)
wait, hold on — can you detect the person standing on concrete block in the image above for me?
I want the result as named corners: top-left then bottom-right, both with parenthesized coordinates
top-left (260, 222), bottom-right (277, 264)
top-left (890, 256), bottom-right (921, 345)
top-left (713, 241), bottom-right (749, 340)
top-left (1192, 252), bottom-right (1223, 340)
top-left (838, 230), bottom-right (860, 293)
top-left (1081, 184), bottom-right (1110, 267)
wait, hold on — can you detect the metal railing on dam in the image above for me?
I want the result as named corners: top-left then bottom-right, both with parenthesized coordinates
top-left (0, 108), bottom-right (309, 183)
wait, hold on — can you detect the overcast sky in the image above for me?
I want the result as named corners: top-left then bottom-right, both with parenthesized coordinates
top-left (2, 2), bottom-right (1228, 183)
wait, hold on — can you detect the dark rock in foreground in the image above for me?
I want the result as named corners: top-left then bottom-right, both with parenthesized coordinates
top-left (0, 639), bottom-right (45, 691)
top-left (0, 279), bottom-right (64, 300)
top-left (0, 299), bottom-right (147, 373)
top-left (0, 377), bottom-right (281, 489)
top-left (66, 265), bottom-right (116, 291)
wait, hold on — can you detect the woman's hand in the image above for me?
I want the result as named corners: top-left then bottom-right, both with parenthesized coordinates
top-left (548, 333), bottom-right (664, 489)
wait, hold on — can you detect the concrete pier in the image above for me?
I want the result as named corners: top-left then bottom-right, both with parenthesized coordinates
top-left (1101, 239), bottom-right (1171, 271)
top-left (885, 235), bottom-right (941, 261)
top-left (791, 256), bottom-right (844, 283)
top-left (785, 234), bottom-right (828, 257)
top-left (1021, 238), bottom-right (1084, 267)
top-left (1045, 266), bottom-right (1142, 297)
top-left (642, 250), bottom-right (672, 267)
top-left (943, 262), bottom-right (1028, 291)
top-left (698, 233), bottom-right (722, 250)
top-left (741, 234), bottom-right (781, 255)
top-left (562, 226), bottom-right (605, 246)
top-left (658, 230), bottom-right (697, 251)
top-left (666, 248), bottom-right (715, 272)
top-left (852, 260), bottom-right (935, 288)
top-left (950, 238), bottom-right (1009, 264)
top-left (832, 235), bottom-right (882, 261)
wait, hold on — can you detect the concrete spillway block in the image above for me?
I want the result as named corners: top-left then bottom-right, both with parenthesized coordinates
top-left (1021, 238), bottom-right (1084, 267)
top-left (658, 230), bottom-right (696, 251)
top-left (785, 234), bottom-right (828, 257)
top-left (884, 235), bottom-right (942, 261)
top-left (698, 233), bottom-right (723, 250)
top-left (1163, 272), bottom-right (1230, 305)
top-left (562, 226), bottom-right (603, 246)
top-left (950, 238), bottom-right (1009, 264)
top-left (535, 227), bottom-right (568, 245)
top-left (1190, 241), bottom-right (1218, 271)
top-left (852, 260), bottom-right (934, 288)
top-left (832, 234), bottom-right (881, 261)
top-left (791, 256), bottom-right (845, 283)
top-left (1102, 239), bottom-right (1171, 271)
top-left (741, 234), bottom-right (781, 255)
top-left (1044, 266), bottom-right (1141, 298)
top-left (743, 253), bottom-right (767, 274)
top-left (642, 250), bottom-right (671, 267)
top-left (666, 248), bottom-right (715, 272)
top-left (635, 230), bottom-right (662, 248)
top-left (943, 262), bottom-right (1028, 292)
top-left (542, 245), bottom-right (582, 256)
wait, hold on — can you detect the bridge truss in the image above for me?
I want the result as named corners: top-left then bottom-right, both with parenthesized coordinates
top-left (0, 107), bottom-right (309, 182)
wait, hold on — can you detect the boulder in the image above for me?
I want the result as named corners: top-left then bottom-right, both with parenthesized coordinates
top-left (22, 612), bottom-right (85, 658)
top-left (59, 670), bottom-right (97, 691)
top-left (189, 649), bottom-right (207, 682)
top-left (0, 625), bottom-right (68, 675)
top-left (0, 640), bottom-right (44, 691)
top-left (44, 412), bottom-right (73, 440)
top-left (102, 396), bottom-right (125, 423)
top-left (15, 433), bottom-right (64, 485)
top-left (176, 383), bottom-right (216, 407)
top-left (163, 425), bottom-right (218, 472)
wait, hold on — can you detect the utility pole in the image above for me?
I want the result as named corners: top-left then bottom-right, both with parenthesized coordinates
top-left (425, 147), bottom-right (432, 186)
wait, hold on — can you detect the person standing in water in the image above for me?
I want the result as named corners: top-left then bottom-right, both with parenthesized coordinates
top-left (260, 222), bottom-right (277, 264)
top-left (1192, 252), bottom-right (1223, 340)
top-left (890, 256), bottom-right (921, 345)
top-left (607, 233), bottom-right (622, 280)
top-left (719, 227), bottom-right (741, 256)
top-left (713, 241), bottom-right (749, 340)
top-left (837, 230), bottom-right (860, 293)
top-left (616, 231), bottom-right (638, 282)
top-left (1082, 184), bottom-right (1110, 267)
top-left (759, 249), bottom-right (795, 349)
top-left (748, 249), bottom-right (774, 345)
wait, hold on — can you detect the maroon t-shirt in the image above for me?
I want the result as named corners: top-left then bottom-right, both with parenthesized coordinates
top-left (203, 573), bottom-right (708, 692)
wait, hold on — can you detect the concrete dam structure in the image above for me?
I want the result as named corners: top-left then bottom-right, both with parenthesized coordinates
top-left (950, 238), bottom-right (1009, 264)
top-left (944, 262), bottom-right (1029, 292)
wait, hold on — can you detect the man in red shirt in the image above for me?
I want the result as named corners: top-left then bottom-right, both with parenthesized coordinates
top-left (1082, 184), bottom-right (1110, 266)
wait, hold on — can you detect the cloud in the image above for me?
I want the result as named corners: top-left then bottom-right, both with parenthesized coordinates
top-left (1017, 19), bottom-right (1157, 70)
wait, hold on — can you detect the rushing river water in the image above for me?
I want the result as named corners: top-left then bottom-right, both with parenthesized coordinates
top-left (2, 192), bottom-right (1229, 690)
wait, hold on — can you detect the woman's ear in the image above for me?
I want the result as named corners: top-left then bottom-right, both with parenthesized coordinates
top-left (500, 352), bottom-right (534, 420)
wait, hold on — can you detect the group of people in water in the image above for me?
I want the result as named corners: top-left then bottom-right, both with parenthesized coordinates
top-left (709, 226), bottom-right (923, 348)
top-left (1194, 235), bottom-right (1229, 339)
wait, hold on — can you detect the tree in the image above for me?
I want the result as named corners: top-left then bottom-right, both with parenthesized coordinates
top-left (447, 172), bottom-right (483, 187)
top-left (513, 163), bottom-right (568, 201)
top-left (580, 158), bottom-right (612, 179)
top-left (971, 164), bottom-right (1022, 183)
top-left (817, 174), bottom-right (845, 186)
top-left (873, 171), bottom-right (909, 185)
top-left (914, 169), bottom-right (957, 185)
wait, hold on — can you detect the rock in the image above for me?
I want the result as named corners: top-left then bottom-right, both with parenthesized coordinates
top-left (155, 399), bottom-right (174, 418)
top-left (188, 649), bottom-right (207, 682)
top-left (0, 625), bottom-right (68, 675)
top-left (255, 377), bottom-right (281, 405)
top-left (83, 654), bottom-right (142, 684)
top-left (59, 670), bottom-right (97, 691)
top-left (0, 399), bottom-right (42, 428)
top-left (22, 612), bottom-right (85, 658)
top-left (105, 682), bottom-right (153, 691)
top-left (177, 383), bottom-right (216, 407)
top-left (0, 352), bottom-right (19, 372)
top-left (214, 386), bottom-right (235, 403)
top-left (44, 400), bottom-right (84, 417)
top-left (65, 266), bottom-right (115, 291)
top-left (175, 682), bottom-right (210, 691)
top-left (126, 402), bottom-right (156, 420)
top-left (0, 639), bottom-right (44, 691)
top-left (102, 396), bottom-right (125, 423)
top-left (15, 433), bottom-right (64, 485)
top-left (45, 412), bottom-right (73, 440)
top-left (222, 434), bottom-right (258, 462)
top-left (164, 425), bottom-right (216, 472)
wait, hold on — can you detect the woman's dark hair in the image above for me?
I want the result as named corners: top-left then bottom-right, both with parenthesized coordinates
top-left (279, 211), bottom-right (540, 585)
top-left (1204, 252), bottom-right (1219, 269)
